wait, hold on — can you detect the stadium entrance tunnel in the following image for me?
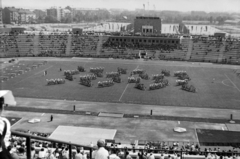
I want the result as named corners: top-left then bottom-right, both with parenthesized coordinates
top-left (139, 50), bottom-right (147, 59)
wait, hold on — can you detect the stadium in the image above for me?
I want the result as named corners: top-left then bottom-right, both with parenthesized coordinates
top-left (1, 15), bottom-right (240, 159)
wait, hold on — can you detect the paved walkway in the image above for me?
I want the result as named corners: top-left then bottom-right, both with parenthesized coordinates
top-left (6, 97), bottom-right (240, 123)
top-left (7, 57), bottom-right (240, 69)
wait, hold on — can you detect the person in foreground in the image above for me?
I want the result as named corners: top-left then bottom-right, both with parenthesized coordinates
top-left (0, 97), bottom-right (13, 159)
top-left (95, 139), bottom-right (109, 159)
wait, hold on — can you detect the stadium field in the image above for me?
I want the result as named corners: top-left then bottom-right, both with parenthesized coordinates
top-left (1, 59), bottom-right (240, 109)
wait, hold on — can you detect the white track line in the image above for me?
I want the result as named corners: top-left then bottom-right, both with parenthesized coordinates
top-left (195, 127), bottom-right (200, 145)
top-left (13, 65), bottom-right (53, 85)
top-left (118, 84), bottom-right (129, 101)
top-left (221, 79), bottom-right (235, 88)
top-left (41, 113), bottom-right (45, 116)
top-left (11, 118), bottom-right (22, 127)
top-left (118, 65), bottom-right (139, 102)
top-left (225, 74), bottom-right (240, 92)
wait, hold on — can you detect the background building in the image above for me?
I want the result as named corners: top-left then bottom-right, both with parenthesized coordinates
top-left (47, 7), bottom-right (58, 19)
top-left (3, 7), bottom-right (19, 24)
top-left (0, 0), bottom-right (2, 24)
top-left (47, 7), bottom-right (72, 22)
top-left (134, 16), bottom-right (162, 35)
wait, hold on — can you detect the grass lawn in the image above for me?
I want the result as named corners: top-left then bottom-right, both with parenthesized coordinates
top-left (1, 60), bottom-right (240, 109)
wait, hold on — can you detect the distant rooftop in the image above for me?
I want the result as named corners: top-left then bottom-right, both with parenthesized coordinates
top-left (136, 16), bottom-right (160, 20)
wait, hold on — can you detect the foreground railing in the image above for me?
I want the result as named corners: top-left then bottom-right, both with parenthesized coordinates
top-left (11, 131), bottom-right (93, 159)
top-left (12, 131), bottom-right (240, 159)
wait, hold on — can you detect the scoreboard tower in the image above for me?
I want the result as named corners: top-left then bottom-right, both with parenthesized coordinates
top-left (134, 16), bottom-right (162, 35)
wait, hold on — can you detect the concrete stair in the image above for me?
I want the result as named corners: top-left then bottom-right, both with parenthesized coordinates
top-left (217, 41), bottom-right (226, 63)
top-left (96, 36), bottom-right (103, 55)
top-left (65, 35), bottom-right (72, 56)
top-left (185, 40), bottom-right (193, 60)
top-left (33, 35), bottom-right (39, 56)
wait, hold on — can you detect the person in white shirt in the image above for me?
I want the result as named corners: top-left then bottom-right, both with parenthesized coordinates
top-left (147, 152), bottom-right (155, 159)
top-left (75, 148), bottom-right (83, 159)
top-left (0, 97), bottom-right (11, 147)
top-left (109, 149), bottom-right (120, 159)
top-left (91, 145), bottom-right (98, 159)
top-left (81, 151), bottom-right (87, 159)
top-left (38, 148), bottom-right (46, 159)
top-left (95, 139), bottom-right (109, 159)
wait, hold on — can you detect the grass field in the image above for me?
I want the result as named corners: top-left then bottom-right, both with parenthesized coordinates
top-left (1, 59), bottom-right (240, 109)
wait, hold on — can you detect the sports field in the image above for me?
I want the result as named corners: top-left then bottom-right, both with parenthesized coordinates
top-left (1, 58), bottom-right (240, 109)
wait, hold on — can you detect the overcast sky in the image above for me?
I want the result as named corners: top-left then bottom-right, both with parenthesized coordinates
top-left (3, 0), bottom-right (240, 12)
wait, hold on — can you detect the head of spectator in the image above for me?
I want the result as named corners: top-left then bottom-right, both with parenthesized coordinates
top-left (18, 147), bottom-right (25, 154)
top-left (97, 139), bottom-right (105, 148)
top-left (77, 148), bottom-right (81, 154)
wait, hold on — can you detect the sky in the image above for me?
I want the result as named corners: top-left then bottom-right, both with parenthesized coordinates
top-left (2, 0), bottom-right (240, 12)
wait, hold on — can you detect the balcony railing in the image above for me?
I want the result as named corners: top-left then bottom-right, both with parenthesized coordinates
top-left (11, 130), bottom-right (93, 159)
top-left (11, 130), bottom-right (240, 159)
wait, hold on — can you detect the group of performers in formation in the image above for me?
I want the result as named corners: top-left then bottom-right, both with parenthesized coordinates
top-left (174, 71), bottom-right (196, 93)
top-left (45, 65), bottom-right (196, 93)
top-left (46, 78), bottom-right (65, 85)
top-left (129, 69), bottom-right (170, 91)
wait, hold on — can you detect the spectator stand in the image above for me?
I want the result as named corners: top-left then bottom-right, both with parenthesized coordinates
top-left (10, 130), bottom-right (240, 159)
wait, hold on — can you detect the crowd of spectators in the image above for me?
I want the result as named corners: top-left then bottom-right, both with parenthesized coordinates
top-left (38, 32), bottom-right (68, 57)
top-left (71, 35), bottom-right (98, 55)
top-left (190, 36), bottom-right (240, 63)
top-left (5, 131), bottom-right (240, 159)
top-left (0, 31), bottom-right (239, 64)
top-left (102, 39), bottom-right (182, 51)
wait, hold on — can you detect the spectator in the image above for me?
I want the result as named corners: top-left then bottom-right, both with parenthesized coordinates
top-left (0, 97), bottom-right (11, 147)
top-left (62, 147), bottom-right (69, 159)
top-left (82, 150), bottom-right (87, 159)
top-left (38, 147), bottom-right (46, 159)
top-left (160, 154), bottom-right (164, 159)
top-left (109, 148), bottom-right (120, 159)
top-left (95, 139), bottom-right (109, 159)
top-left (0, 97), bottom-right (13, 159)
top-left (16, 147), bottom-right (27, 159)
top-left (92, 145), bottom-right (98, 159)
top-left (147, 151), bottom-right (155, 159)
top-left (31, 147), bottom-right (36, 159)
top-left (46, 149), bottom-right (56, 159)
top-left (75, 148), bottom-right (83, 159)
top-left (125, 151), bottom-right (132, 159)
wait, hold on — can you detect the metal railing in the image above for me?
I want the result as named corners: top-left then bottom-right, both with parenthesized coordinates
top-left (11, 131), bottom-right (240, 159)
top-left (11, 131), bottom-right (93, 159)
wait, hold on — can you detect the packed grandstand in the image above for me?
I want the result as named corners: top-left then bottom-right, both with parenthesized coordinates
top-left (0, 15), bottom-right (240, 159)
top-left (0, 31), bottom-right (239, 64)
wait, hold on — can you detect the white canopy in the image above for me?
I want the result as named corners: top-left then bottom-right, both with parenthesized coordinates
top-left (0, 90), bottom-right (17, 106)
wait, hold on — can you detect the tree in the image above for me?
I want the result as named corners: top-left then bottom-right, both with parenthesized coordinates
top-left (44, 15), bottom-right (59, 23)
top-left (209, 16), bottom-right (213, 23)
top-left (61, 15), bottom-right (72, 23)
top-left (65, 6), bottom-right (72, 11)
